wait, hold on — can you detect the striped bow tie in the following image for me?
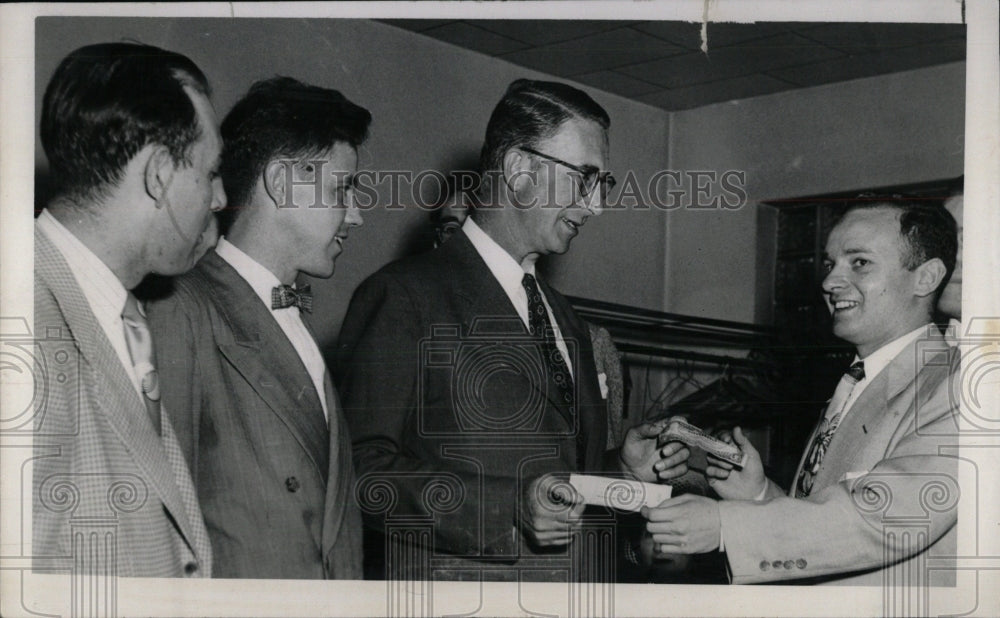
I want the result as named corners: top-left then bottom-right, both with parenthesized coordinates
top-left (272, 284), bottom-right (313, 313)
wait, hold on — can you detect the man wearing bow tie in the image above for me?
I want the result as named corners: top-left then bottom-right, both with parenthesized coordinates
top-left (147, 77), bottom-right (369, 578)
top-left (642, 197), bottom-right (961, 585)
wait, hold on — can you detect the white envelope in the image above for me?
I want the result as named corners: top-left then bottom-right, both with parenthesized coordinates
top-left (569, 474), bottom-right (673, 512)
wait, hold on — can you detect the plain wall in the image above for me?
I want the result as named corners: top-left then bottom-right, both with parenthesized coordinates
top-left (34, 17), bottom-right (672, 351)
top-left (666, 61), bottom-right (966, 324)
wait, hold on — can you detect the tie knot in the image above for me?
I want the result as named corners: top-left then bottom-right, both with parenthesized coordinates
top-left (521, 272), bottom-right (538, 291)
top-left (272, 284), bottom-right (313, 313)
top-left (846, 361), bottom-right (865, 382)
top-left (122, 292), bottom-right (145, 323)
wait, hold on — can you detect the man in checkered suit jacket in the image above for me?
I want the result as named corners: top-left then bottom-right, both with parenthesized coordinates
top-left (32, 42), bottom-right (225, 577)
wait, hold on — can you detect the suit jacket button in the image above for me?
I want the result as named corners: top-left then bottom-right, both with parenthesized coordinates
top-left (783, 560), bottom-right (794, 570)
top-left (285, 477), bottom-right (300, 492)
top-left (759, 560), bottom-right (770, 571)
top-left (772, 560), bottom-right (782, 569)
top-left (184, 562), bottom-right (198, 575)
top-left (796, 559), bottom-right (807, 569)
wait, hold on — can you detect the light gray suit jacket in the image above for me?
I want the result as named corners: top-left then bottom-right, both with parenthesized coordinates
top-left (718, 331), bottom-right (959, 584)
top-left (147, 250), bottom-right (362, 579)
top-left (33, 226), bottom-right (212, 577)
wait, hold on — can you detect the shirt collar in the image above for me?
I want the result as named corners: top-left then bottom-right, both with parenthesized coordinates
top-left (214, 237), bottom-right (284, 311)
top-left (463, 217), bottom-right (534, 286)
top-left (36, 209), bottom-right (128, 314)
top-left (854, 323), bottom-right (932, 383)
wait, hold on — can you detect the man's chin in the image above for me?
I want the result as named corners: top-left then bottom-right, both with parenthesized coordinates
top-left (302, 261), bottom-right (336, 280)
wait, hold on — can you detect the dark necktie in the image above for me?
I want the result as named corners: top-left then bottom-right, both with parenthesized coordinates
top-left (272, 283), bottom-right (313, 313)
top-left (122, 293), bottom-right (162, 435)
top-left (796, 361), bottom-right (866, 497)
top-left (522, 273), bottom-right (585, 468)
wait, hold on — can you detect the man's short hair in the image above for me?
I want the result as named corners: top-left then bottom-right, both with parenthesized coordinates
top-left (219, 76), bottom-right (372, 215)
top-left (478, 79), bottom-right (610, 182)
top-left (842, 195), bottom-right (958, 295)
top-left (41, 42), bottom-right (210, 204)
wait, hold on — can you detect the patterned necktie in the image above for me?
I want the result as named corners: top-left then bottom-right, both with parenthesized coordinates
top-left (796, 361), bottom-right (865, 497)
top-left (522, 273), bottom-right (584, 468)
top-left (122, 293), bottom-right (162, 435)
top-left (272, 283), bottom-right (313, 313)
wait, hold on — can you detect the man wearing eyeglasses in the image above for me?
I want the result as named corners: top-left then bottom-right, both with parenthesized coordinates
top-left (336, 79), bottom-right (681, 582)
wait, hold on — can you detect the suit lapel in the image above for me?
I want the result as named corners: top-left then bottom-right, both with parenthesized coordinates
top-left (320, 375), bottom-right (347, 561)
top-left (812, 334), bottom-right (943, 491)
top-left (35, 228), bottom-right (206, 562)
top-left (198, 253), bottom-right (330, 479)
top-left (446, 234), bottom-right (574, 428)
top-left (812, 372), bottom-right (891, 490)
top-left (538, 276), bottom-right (605, 463)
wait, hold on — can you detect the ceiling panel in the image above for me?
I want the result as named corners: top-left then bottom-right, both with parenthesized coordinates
top-left (380, 19), bottom-right (455, 32)
top-left (638, 74), bottom-right (792, 110)
top-left (621, 33), bottom-right (843, 89)
top-left (573, 69), bottom-right (663, 98)
top-left (767, 37), bottom-right (968, 87)
top-left (633, 21), bottom-right (800, 50)
top-left (475, 19), bottom-right (628, 46)
top-left (422, 22), bottom-right (529, 56)
top-left (498, 27), bottom-right (685, 76)
top-left (799, 22), bottom-right (966, 54)
top-left (378, 19), bottom-right (966, 111)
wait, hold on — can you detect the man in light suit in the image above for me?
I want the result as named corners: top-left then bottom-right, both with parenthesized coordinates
top-left (147, 77), bottom-right (369, 579)
top-left (642, 198), bottom-right (960, 584)
top-left (336, 79), bottom-right (685, 582)
top-left (33, 43), bottom-right (224, 577)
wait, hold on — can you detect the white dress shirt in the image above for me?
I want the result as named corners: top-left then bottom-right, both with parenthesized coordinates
top-left (215, 237), bottom-right (329, 421)
top-left (840, 323), bottom-right (930, 420)
top-left (742, 323), bottom-right (937, 507)
top-left (463, 218), bottom-right (574, 378)
top-left (36, 210), bottom-right (143, 398)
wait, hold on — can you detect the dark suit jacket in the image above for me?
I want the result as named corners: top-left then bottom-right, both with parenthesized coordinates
top-left (335, 231), bottom-right (608, 580)
top-left (33, 226), bottom-right (212, 577)
top-left (147, 251), bottom-right (362, 579)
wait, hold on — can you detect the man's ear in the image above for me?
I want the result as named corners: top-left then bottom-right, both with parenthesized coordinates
top-left (502, 148), bottom-right (533, 194)
top-left (143, 145), bottom-right (175, 205)
top-left (914, 257), bottom-right (947, 298)
top-left (263, 159), bottom-right (288, 208)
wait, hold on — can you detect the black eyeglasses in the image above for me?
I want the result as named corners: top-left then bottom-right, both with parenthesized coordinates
top-left (520, 146), bottom-right (617, 201)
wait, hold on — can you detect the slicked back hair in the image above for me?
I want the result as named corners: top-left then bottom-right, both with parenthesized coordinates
top-left (219, 76), bottom-right (371, 224)
top-left (476, 79), bottom-right (609, 208)
top-left (41, 42), bottom-right (210, 205)
top-left (841, 195), bottom-right (958, 297)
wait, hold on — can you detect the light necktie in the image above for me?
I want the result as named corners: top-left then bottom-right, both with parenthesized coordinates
top-left (122, 292), bottom-right (162, 435)
top-left (272, 283), bottom-right (313, 313)
top-left (796, 361), bottom-right (865, 497)
top-left (521, 273), bottom-right (584, 469)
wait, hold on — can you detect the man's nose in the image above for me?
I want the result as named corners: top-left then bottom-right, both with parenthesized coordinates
top-left (211, 178), bottom-right (227, 212)
top-left (582, 189), bottom-right (603, 217)
top-left (345, 198), bottom-right (363, 227)
top-left (821, 267), bottom-right (846, 293)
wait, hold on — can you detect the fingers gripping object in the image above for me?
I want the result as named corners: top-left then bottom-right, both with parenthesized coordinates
top-left (659, 419), bottom-right (748, 468)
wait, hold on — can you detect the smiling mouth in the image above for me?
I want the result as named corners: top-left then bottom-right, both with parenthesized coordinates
top-left (832, 300), bottom-right (860, 312)
top-left (561, 217), bottom-right (582, 233)
top-left (334, 235), bottom-right (348, 247)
